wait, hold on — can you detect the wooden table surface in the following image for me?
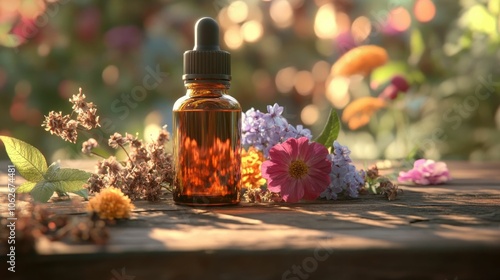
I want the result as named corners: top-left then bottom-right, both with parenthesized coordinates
top-left (1, 160), bottom-right (500, 280)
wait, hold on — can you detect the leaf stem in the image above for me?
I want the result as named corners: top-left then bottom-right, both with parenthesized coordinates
top-left (118, 144), bottom-right (131, 161)
top-left (90, 151), bottom-right (107, 159)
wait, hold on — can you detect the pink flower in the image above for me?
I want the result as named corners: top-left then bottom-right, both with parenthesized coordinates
top-left (378, 85), bottom-right (399, 100)
top-left (261, 137), bottom-right (331, 203)
top-left (391, 75), bottom-right (410, 92)
top-left (398, 159), bottom-right (451, 185)
top-left (378, 75), bottom-right (410, 100)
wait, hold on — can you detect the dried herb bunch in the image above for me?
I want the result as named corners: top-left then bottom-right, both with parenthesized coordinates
top-left (43, 88), bottom-right (174, 201)
top-left (363, 165), bottom-right (402, 201)
top-left (244, 188), bottom-right (282, 203)
top-left (86, 130), bottom-right (174, 201)
top-left (42, 88), bottom-right (100, 143)
top-left (0, 204), bottom-right (109, 255)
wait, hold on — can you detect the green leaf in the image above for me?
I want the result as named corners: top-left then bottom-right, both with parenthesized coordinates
top-left (30, 181), bottom-right (56, 203)
top-left (55, 191), bottom-right (68, 197)
top-left (47, 167), bottom-right (91, 182)
top-left (48, 166), bottom-right (91, 193)
top-left (44, 162), bottom-right (60, 180)
top-left (71, 189), bottom-right (89, 200)
top-left (17, 181), bottom-right (37, 193)
top-left (0, 136), bottom-right (48, 182)
top-left (314, 109), bottom-right (340, 148)
top-left (31, 162), bottom-right (91, 202)
top-left (53, 181), bottom-right (89, 193)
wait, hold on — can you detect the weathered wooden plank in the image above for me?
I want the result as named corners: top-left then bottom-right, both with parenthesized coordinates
top-left (5, 249), bottom-right (500, 280)
top-left (1, 160), bottom-right (500, 279)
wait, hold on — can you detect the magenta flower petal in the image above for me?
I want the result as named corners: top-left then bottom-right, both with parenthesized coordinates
top-left (261, 137), bottom-right (331, 202)
top-left (304, 142), bottom-right (330, 166)
top-left (281, 179), bottom-right (304, 203)
top-left (296, 137), bottom-right (311, 158)
top-left (268, 144), bottom-right (291, 164)
top-left (263, 161), bottom-right (288, 175)
top-left (398, 159), bottom-right (451, 185)
top-left (302, 177), bottom-right (327, 200)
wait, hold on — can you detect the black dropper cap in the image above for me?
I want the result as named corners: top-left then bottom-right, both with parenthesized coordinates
top-left (183, 17), bottom-right (231, 82)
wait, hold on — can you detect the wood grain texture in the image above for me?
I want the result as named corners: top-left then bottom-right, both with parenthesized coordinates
top-left (1, 160), bottom-right (500, 280)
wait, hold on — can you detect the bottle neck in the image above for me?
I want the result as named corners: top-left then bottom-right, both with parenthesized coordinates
top-left (184, 80), bottom-right (230, 97)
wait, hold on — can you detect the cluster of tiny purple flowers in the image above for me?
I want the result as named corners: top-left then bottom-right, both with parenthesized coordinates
top-left (320, 141), bottom-right (365, 200)
top-left (242, 103), bottom-right (312, 157)
top-left (242, 103), bottom-right (367, 202)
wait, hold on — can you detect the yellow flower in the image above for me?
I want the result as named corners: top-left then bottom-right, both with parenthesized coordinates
top-left (331, 45), bottom-right (388, 77)
top-left (241, 147), bottom-right (266, 189)
top-left (87, 187), bottom-right (134, 220)
top-left (342, 97), bottom-right (386, 130)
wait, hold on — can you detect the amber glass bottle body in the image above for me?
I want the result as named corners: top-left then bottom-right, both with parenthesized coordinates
top-left (172, 82), bottom-right (241, 206)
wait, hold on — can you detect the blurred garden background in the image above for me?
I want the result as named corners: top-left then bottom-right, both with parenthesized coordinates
top-left (1, 0), bottom-right (500, 161)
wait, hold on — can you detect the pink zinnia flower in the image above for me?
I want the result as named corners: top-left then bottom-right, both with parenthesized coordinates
top-left (398, 159), bottom-right (451, 185)
top-left (261, 137), bottom-right (331, 203)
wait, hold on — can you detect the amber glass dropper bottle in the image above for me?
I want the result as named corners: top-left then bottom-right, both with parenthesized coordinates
top-left (172, 17), bottom-right (241, 206)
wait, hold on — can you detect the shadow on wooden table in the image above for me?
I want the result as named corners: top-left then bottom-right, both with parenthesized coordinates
top-left (1, 161), bottom-right (500, 279)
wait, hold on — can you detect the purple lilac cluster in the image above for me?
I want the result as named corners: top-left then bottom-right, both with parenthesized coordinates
top-left (320, 141), bottom-right (365, 200)
top-left (242, 103), bottom-right (312, 157)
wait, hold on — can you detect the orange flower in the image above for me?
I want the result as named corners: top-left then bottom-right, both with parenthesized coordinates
top-left (241, 147), bottom-right (266, 189)
top-left (87, 187), bottom-right (134, 220)
top-left (331, 45), bottom-right (388, 76)
top-left (342, 97), bottom-right (386, 130)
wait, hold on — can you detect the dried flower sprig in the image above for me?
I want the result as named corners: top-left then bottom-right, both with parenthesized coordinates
top-left (85, 128), bottom-right (174, 201)
top-left (81, 138), bottom-right (99, 155)
top-left (43, 88), bottom-right (174, 202)
top-left (244, 187), bottom-right (282, 203)
top-left (363, 165), bottom-right (402, 201)
top-left (0, 203), bottom-right (109, 255)
top-left (42, 88), bottom-right (100, 143)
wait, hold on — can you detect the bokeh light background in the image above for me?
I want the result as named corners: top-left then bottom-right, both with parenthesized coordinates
top-left (0, 0), bottom-right (499, 161)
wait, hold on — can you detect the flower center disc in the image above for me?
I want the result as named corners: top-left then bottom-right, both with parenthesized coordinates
top-left (289, 160), bottom-right (309, 179)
